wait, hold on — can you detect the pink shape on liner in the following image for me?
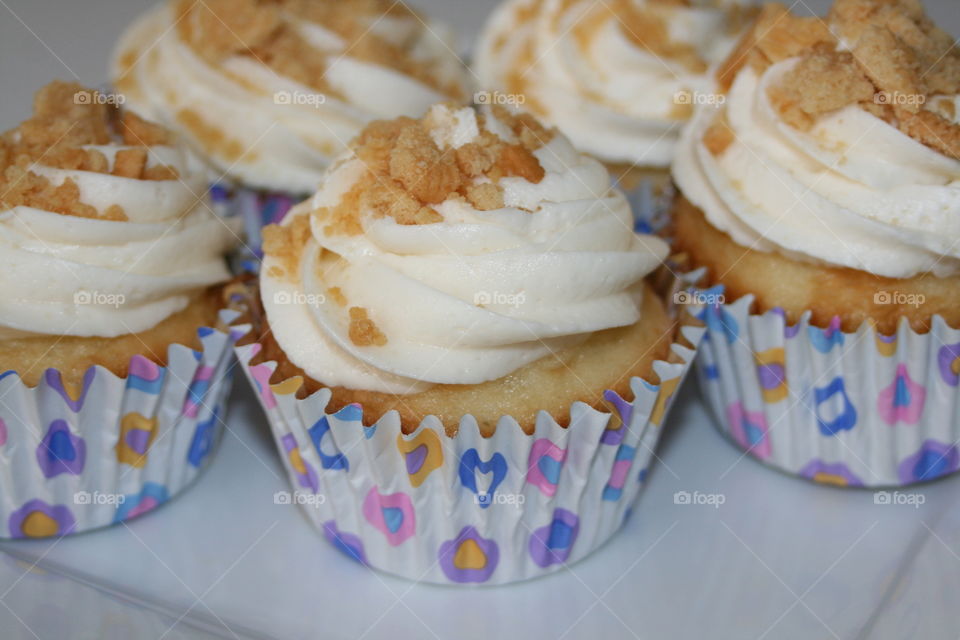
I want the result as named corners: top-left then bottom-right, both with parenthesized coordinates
top-left (128, 356), bottom-right (161, 381)
top-left (526, 438), bottom-right (567, 497)
top-left (878, 364), bottom-right (927, 425)
top-left (361, 487), bottom-right (415, 546)
top-left (249, 365), bottom-right (277, 409)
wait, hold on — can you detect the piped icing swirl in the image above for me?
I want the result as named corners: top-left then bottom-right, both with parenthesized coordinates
top-left (260, 104), bottom-right (669, 394)
top-left (113, 0), bottom-right (470, 193)
top-left (475, 0), bottom-right (756, 168)
top-left (673, 0), bottom-right (960, 279)
top-left (0, 82), bottom-right (237, 340)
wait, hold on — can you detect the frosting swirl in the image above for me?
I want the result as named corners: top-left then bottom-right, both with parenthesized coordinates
top-left (673, 3), bottom-right (960, 279)
top-left (113, 0), bottom-right (469, 194)
top-left (261, 104), bottom-right (669, 393)
top-left (0, 83), bottom-right (238, 340)
top-left (475, 0), bottom-right (754, 168)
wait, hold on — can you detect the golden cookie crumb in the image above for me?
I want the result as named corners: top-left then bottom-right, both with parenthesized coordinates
top-left (348, 307), bottom-right (388, 347)
top-left (328, 286), bottom-right (347, 307)
top-left (703, 112), bottom-right (735, 156)
top-left (263, 214), bottom-right (313, 278)
top-left (0, 81), bottom-right (181, 219)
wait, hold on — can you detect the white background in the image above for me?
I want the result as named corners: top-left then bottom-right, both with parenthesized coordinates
top-left (1, 1), bottom-right (959, 639)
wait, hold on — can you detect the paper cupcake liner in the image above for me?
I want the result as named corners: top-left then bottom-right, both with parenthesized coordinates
top-left (0, 307), bottom-right (245, 539)
top-left (694, 292), bottom-right (960, 488)
top-left (209, 183), bottom-right (304, 274)
top-left (234, 289), bottom-right (704, 585)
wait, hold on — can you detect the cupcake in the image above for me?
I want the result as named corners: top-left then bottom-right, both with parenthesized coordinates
top-left (112, 0), bottom-right (470, 264)
top-left (672, 0), bottom-right (960, 487)
top-left (0, 82), bottom-right (242, 537)
top-left (475, 0), bottom-right (756, 193)
top-left (235, 103), bottom-right (703, 584)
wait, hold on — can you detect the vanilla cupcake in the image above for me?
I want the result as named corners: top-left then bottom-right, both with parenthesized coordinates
top-left (0, 82), bottom-right (241, 537)
top-left (235, 104), bottom-right (702, 584)
top-left (672, 0), bottom-right (960, 487)
top-left (112, 0), bottom-right (470, 261)
top-left (475, 0), bottom-right (756, 190)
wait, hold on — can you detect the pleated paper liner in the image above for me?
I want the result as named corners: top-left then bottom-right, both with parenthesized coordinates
top-left (233, 274), bottom-right (705, 585)
top-left (0, 295), bottom-right (247, 539)
top-left (695, 292), bottom-right (960, 488)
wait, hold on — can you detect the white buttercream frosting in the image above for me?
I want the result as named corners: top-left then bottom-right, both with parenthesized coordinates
top-left (475, 0), bottom-right (754, 168)
top-left (261, 104), bottom-right (670, 393)
top-left (673, 59), bottom-right (960, 279)
top-left (112, 2), bottom-right (468, 194)
top-left (0, 143), bottom-right (237, 340)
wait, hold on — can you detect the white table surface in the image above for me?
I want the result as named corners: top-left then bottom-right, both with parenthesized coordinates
top-left (1, 1), bottom-right (959, 639)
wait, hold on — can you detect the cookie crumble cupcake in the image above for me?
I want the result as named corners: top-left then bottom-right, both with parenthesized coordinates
top-left (237, 103), bottom-right (703, 583)
top-left (0, 82), bottom-right (241, 537)
top-left (672, 0), bottom-right (960, 487)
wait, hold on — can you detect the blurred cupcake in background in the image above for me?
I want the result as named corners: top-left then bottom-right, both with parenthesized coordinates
top-left (112, 0), bottom-right (470, 264)
top-left (672, 0), bottom-right (960, 487)
top-left (235, 103), bottom-right (703, 584)
top-left (475, 0), bottom-right (756, 196)
top-left (0, 82), bottom-right (241, 537)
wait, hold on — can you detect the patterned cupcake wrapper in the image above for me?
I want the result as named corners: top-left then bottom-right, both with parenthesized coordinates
top-left (694, 292), bottom-right (960, 488)
top-left (209, 183), bottom-right (304, 274)
top-left (234, 291), bottom-right (704, 585)
top-left (0, 307), bottom-right (244, 539)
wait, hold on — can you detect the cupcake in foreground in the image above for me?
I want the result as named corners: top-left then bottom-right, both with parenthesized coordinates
top-left (236, 103), bottom-right (703, 584)
top-left (0, 82), bottom-right (241, 538)
top-left (475, 0), bottom-right (756, 188)
top-left (672, 0), bottom-right (960, 487)
top-left (113, 0), bottom-right (470, 258)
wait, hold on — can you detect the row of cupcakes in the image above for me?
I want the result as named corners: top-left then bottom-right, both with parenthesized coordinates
top-left (0, 0), bottom-right (957, 589)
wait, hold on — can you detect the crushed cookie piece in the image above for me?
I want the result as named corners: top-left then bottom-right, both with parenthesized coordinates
top-left (389, 124), bottom-right (462, 204)
top-left (496, 144), bottom-right (545, 183)
top-left (103, 204), bottom-right (129, 221)
top-left (768, 46), bottom-right (875, 130)
top-left (263, 214), bottom-right (313, 278)
top-left (142, 164), bottom-right (180, 181)
top-left (112, 148), bottom-right (148, 179)
top-left (455, 143), bottom-right (496, 177)
top-left (703, 112), bottom-right (736, 156)
top-left (328, 286), bottom-right (347, 307)
top-left (120, 112), bottom-right (172, 146)
top-left (348, 307), bottom-right (388, 347)
top-left (465, 182), bottom-right (506, 211)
